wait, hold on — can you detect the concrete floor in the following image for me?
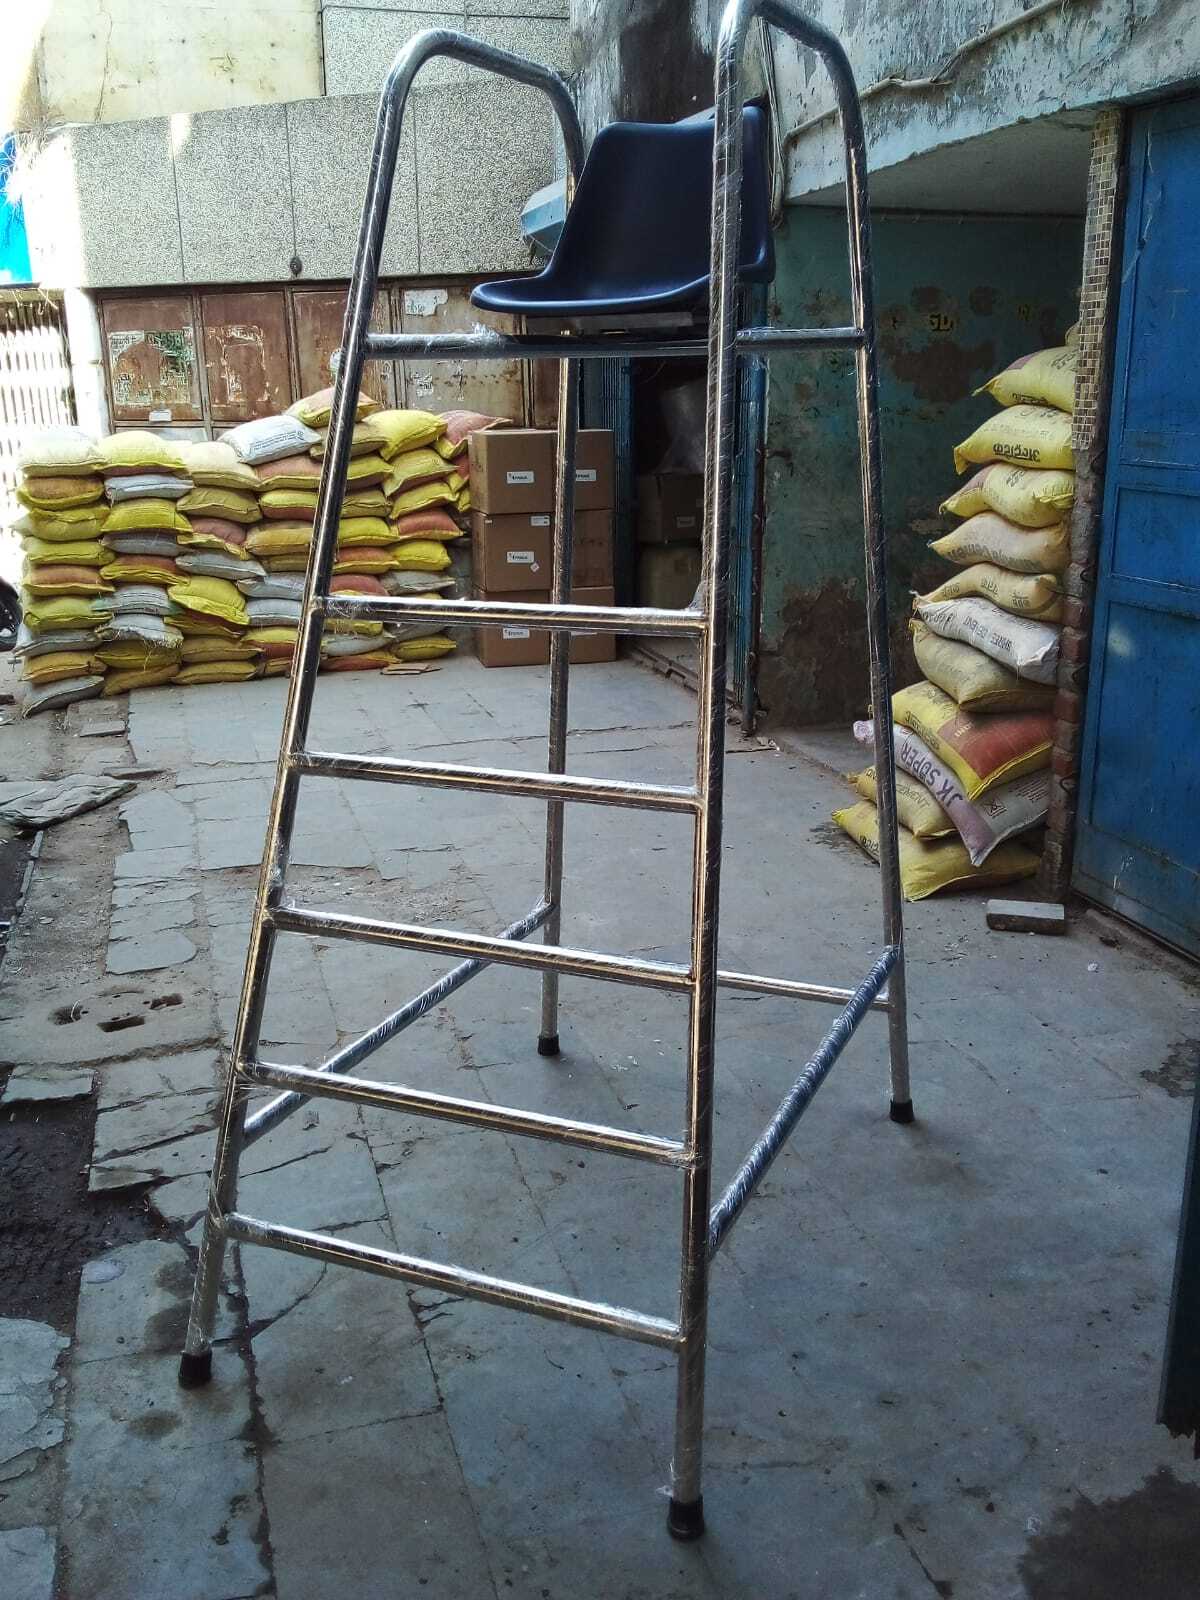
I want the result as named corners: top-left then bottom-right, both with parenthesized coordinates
top-left (2, 652), bottom-right (1199, 1600)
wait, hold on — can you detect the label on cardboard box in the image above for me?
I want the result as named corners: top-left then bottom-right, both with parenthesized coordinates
top-left (576, 468), bottom-right (597, 483)
top-left (506, 470), bottom-right (535, 485)
top-left (502, 627), bottom-right (531, 640)
top-left (530, 515), bottom-right (551, 527)
top-left (506, 551), bottom-right (537, 566)
top-left (676, 515), bottom-right (697, 529)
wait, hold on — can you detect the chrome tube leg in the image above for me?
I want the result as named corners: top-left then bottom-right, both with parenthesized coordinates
top-left (180, 49), bottom-right (416, 1387)
top-left (538, 358), bottom-right (580, 1056)
top-left (826, 26), bottom-right (913, 1123)
top-left (668, 14), bottom-right (748, 1543)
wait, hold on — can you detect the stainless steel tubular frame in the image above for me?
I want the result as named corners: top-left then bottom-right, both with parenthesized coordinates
top-left (178, 1), bottom-right (915, 1546)
top-left (664, 0), bottom-right (912, 1539)
top-left (178, 27), bottom-right (587, 1390)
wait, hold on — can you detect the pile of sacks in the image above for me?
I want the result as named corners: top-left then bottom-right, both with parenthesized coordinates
top-left (836, 333), bottom-right (1077, 899)
top-left (13, 394), bottom-right (499, 713)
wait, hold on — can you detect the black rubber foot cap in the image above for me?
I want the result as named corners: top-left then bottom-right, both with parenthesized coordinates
top-left (667, 1496), bottom-right (705, 1541)
top-left (537, 1034), bottom-right (560, 1058)
top-left (889, 1098), bottom-right (915, 1125)
top-left (178, 1349), bottom-right (213, 1389)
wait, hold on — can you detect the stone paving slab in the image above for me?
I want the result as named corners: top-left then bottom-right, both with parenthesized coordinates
top-left (0, 1525), bottom-right (56, 1600)
top-left (74, 1241), bottom-right (235, 1363)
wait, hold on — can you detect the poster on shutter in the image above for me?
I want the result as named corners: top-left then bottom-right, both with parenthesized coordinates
top-left (293, 288), bottom-right (393, 407)
top-left (200, 292), bottom-right (292, 424)
top-left (396, 283), bottom-right (526, 420)
top-left (101, 295), bottom-right (202, 422)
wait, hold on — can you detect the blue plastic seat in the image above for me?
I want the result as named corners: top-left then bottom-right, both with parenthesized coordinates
top-left (471, 106), bottom-right (774, 321)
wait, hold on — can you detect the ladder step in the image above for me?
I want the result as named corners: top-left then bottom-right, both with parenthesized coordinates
top-left (323, 594), bottom-right (705, 638)
top-left (293, 749), bottom-right (700, 814)
top-left (360, 326), bottom-right (863, 363)
top-left (225, 1212), bottom-right (683, 1350)
top-left (249, 1060), bottom-right (692, 1167)
top-left (270, 904), bottom-right (693, 993)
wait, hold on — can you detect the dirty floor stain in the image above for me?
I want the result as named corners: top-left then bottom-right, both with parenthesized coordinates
top-left (1018, 1469), bottom-right (1200, 1599)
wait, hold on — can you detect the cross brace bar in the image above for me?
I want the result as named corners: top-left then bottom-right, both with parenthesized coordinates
top-left (224, 1212), bottom-right (683, 1350)
top-left (249, 1059), bottom-right (692, 1167)
top-left (708, 946), bottom-right (898, 1258)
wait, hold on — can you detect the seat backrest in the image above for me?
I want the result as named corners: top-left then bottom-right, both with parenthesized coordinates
top-left (550, 106), bottom-right (774, 302)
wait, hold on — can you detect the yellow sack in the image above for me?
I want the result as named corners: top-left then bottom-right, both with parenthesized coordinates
top-left (19, 427), bottom-right (103, 478)
top-left (98, 431), bottom-right (187, 476)
top-left (832, 799), bottom-right (1039, 901)
top-left (180, 634), bottom-right (261, 663)
top-left (17, 476), bottom-right (105, 510)
top-left (104, 499), bottom-right (191, 536)
top-left (892, 680), bottom-right (1052, 799)
top-left (920, 562), bottom-right (1063, 622)
top-left (246, 523), bottom-right (311, 559)
top-left (393, 635), bottom-right (456, 661)
top-left (851, 766), bottom-right (955, 840)
top-left (383, 448), bottom-right (453, 495)
top-left (167, 575), bottom-right (249, 627)
top-left (953, 405), bottom-right (1073, 475)
top-left (456, 486), bottom-right (471, 514)
top-left (19, 505), bottom-right (109, 541)
top-left (21, 536), bottom-right (108, 567)
top-left (370, 409), bottom-right (446, 460)
top-left (976, 346), bottom-right (1076, 414)
top-left (23, 650), bottom-right (105, 686)
top-left (1064, 321), bottom-right (1079, 348)
top-left (170, 611), bottom-right (243, 639)
top-left (287, 387), bottom-right (380, 428)
top-left (390, 481), bottom-right (458, 517)
top-left (345, 453), bottom-right (389, 487)
top-left (332, 549), bottom-right (393, 576)
top-left (175, 660), bottom-right (258, 685)
top-left (322, 649), bottom-right (396, 672)
top-left (338, 517), bottom-right (393, 547)
top-left (96, 641), bottom-right (180, 669)
top-left (103, 664), bottom-right (179, 695)
top-left (100, 555), bottom-right (179, 585)
top-left (23, 595), bottom-right (113, 632)
top-left (342, 489), bottom-right (391, 518)
top-left (260, 657), bottom-right (292, 677)
top-left (387, 539), bottom-right (452, 573)
top-left (179, 441), bottom-right (261, 492)
top-left (910, 620), bottom-right (1054, 714)
top-left (940, 464), bottom-right (1074, 528)
top-left (178, 486), bottom-right (259, 525)
top-left (309, 421), bottom-right (389, 460)
top-left (930, 512), bottom-right (1068, 575)
top-left (259, 489), bottom-right (317, 520)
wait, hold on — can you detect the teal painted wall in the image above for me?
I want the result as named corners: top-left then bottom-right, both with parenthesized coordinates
top-left (757, 208), bottom-right (1085, 725)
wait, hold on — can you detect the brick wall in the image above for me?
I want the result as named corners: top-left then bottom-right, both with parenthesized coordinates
top-left (1040, 108), bottom-right (1125, 900)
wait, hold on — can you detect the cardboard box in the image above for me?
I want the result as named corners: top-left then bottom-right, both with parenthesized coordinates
top-left (473, 585), bottom-right (617, 667)
top-left (569, 586), bottom-right (617, 664)
top-left (472, 588), bottom-right (550, 667)
top-left (471, 511), bottom-right (553, 592)
top-left (637, 543), bottom-right (702, 610)
top-left (637, 473), bottom-right (704, 544)
top-left (471, 508), bottom-right (613, 591)
top-left (471, 428), bottom-right (615, 513)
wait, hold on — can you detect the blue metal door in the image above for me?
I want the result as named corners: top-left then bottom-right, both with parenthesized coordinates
top-left (1075, 97), bottom-right (1200, 956)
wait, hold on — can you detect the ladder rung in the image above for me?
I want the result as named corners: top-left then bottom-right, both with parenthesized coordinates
top-left (323, 594), bottom-right (705, 638)
top-left (717, 966), bottom-right (890, 1011)
top-left (269, 904), bottom-right (693, 993)
top-left (359, 327), bottom-right (863, 363)
top-left (293, 749), bottom-right (700, 815)
top-left (249, 1060), bottom-right (692, 1167)
top-left (224, 1212), bottom-right (683, 1350)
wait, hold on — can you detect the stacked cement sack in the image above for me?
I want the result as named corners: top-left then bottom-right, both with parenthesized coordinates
top-left (836, 331), bottom-right (1077, 899)
top-left (11, 397), bottom-right (500, 711)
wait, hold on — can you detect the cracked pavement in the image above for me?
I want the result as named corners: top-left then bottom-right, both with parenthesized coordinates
top-left (1, 654), bottom-right (1199, 1598)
